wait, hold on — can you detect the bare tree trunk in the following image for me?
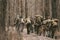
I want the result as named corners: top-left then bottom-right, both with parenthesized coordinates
top-left (21, 0), bottom-right (24, 17)
top-left (1, 0), bottom-right (7, 30)
top-left (56, 0), bottom-right (60, 31)
top-left (44, 0), bottom-right (50, 18)
top-left (52, 0), bottom-right (57, 18)
top-left (25, 0), bottom-right (28, 18)
top-left (0, 0), bottom-right (7, 40)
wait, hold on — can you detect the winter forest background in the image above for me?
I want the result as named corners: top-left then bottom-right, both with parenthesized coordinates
top-left (0, 0), bottom-right (60, 40)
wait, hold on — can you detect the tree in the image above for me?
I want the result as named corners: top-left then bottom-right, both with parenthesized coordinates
top-left (0, 0), bottom-right (7, 40)
top-left (52, 0), bottom-right (57, 18)
top-left (25, 0), bottom-right (28, 18)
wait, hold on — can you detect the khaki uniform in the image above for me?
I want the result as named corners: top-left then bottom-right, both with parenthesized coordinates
top-left (51, 19), bottom-right (58, 38)
top-left (34, 15), bottom-right (43, 35)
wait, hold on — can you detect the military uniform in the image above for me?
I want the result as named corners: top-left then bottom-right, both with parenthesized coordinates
top-left (51, 19), bottom-right (58, 38)
top-left (26, 17), bottom-right (31, 34)
top-left (43, 18), bottom-right (52, 37)
top-left (34, 15), bottom-right (43, 35)
top-left (15, 16), bottom-right (20, 33)
top-left (30, 18), bottom-right (34, 33)
top-left (20, 18), bottom-right (25, 32)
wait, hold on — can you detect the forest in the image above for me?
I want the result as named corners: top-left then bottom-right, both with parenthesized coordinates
top-left (0, 0), bottom-right (60, 40)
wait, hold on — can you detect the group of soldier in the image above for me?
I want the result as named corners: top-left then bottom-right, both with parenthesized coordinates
top-left (14, 15), bottom-right (59, 38)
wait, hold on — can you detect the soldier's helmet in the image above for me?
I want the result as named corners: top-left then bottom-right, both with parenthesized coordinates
top-left (35, 15), bottom-right (43, 19)
top-left (35, 15), bottom-right (43, 18)
top-left (51, 19), bottom-right (58, 26)
top-left (54, 19), bottom-right (59, 22)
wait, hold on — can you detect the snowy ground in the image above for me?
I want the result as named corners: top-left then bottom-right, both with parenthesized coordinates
top-left (6, 26), bottom-right (59, 40)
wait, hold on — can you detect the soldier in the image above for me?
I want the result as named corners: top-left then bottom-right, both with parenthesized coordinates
top-left (51, 19), bottom-right (58, 38)
top-left (43, 16), bottom-right (52, 37)
top-left (26, 17), bottom-right (31, 34)
top-left (20, 17), bottom-right (25, 32)
top-left (47, 20), bottom-right (52, 36)
top-left (34, 15), bottom-right (43, 35)
top-left (14, 15), bottom-right (20, 32)
top-left (40, 18), bottom-right (47, 36)
top-left (30, 17), bottom-right (34, 33)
